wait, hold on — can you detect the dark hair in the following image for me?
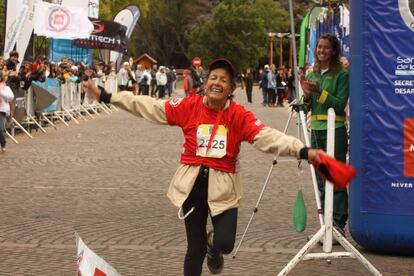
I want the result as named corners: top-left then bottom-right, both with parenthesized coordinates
top-left (9, 51), bottom-right (19, 58)
top-left (313, 34), bottom-right (342, 76)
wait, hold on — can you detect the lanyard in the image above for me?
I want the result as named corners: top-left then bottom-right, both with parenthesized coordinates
top-left (205, 109), bottom-right (224, 154)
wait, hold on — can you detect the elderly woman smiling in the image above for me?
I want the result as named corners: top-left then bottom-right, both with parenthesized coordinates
top-left (83, 58), bottom-right (323, 276)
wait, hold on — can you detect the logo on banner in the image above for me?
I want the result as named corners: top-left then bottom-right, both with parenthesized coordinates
top-left (404, 118), bottom-right (414, 177)
top-left (92, 20), bottom-right (105, 33)
top-left (48, 7), bottom-right (71, 32)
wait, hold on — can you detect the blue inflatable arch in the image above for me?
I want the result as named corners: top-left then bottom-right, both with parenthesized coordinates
top-left (349, 0), bottom-right (414, 255)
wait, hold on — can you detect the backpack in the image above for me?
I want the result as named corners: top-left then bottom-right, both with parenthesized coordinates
top-left (261, 72), bottom-right (268, 89)
top-left (140, 75), bottom-right (148, 85)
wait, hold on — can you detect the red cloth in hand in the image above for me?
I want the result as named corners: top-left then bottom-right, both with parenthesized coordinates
top-left (312, 153), bottom-right (356, 189)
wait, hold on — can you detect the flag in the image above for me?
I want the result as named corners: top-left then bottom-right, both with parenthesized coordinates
top-left (76, 233), bottom-right (121, 276)
top-left (312, 154), bottom-right (356, 189)
top-left (16, 0), bottom-right (38, 66)
top-left (74, 18), bottom-right (128, 52)
top-left (34, 1), bottom-right (93, 39)
top-left (110, 5), bottom-right (141, 69)
top-left (3, 0), bottom-right (29, 59)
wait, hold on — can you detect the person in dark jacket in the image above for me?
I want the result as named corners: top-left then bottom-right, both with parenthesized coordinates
top-left (243, 68), bottom-right (254, 104)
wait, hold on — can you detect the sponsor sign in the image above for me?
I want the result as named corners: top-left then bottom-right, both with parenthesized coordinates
top-left (34, 1), bottom-right (93, 39)
top-left (359, 0), bottom-right (414, 215)
top-left (74, 19), bottom-right (128, 52)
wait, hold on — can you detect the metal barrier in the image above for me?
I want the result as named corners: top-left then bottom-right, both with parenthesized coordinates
top-left (5, 75), bottom-right (118, 144)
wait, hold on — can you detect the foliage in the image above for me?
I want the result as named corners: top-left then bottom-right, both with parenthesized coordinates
top-left (187, 0), bottom-right (290, 72)
top-left (131, 0), bottom-right (217, 67)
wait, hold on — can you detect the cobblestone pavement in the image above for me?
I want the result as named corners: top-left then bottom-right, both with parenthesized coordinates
top-left (1, 87), bottom-right (413, 276)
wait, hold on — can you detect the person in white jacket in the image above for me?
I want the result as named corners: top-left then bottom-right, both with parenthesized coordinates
top-left (155, 66), bottom-right (168, 98)
top-left (0, 71), bottom-right (15, 152)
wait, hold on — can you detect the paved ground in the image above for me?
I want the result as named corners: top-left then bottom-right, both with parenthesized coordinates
top-left (0, 86), bottom-right (413, 275)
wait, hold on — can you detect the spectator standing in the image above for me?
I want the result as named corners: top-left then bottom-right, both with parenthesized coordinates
top-left (118, 62), bottom-right (130, 91)
top-left (171, 67), bottom-right (177, 93)
top-left (266, 64), bottom-right (277, 107)
top-left (5, 51), bottom-right (20, 91)
top-left (150, 64), bottom-right (158, 97)
top-left (0, 71), bottom-right (14, 152)
top-left (243, 68), bottom-right (254, 104)
top-left (183, 69), bottom-right (194, 97)
top-left (139, 67), bottom-right (151, 96)
top-left (302, 34), bottom-right (350, 237)
top-left (156, 66), bottom-right (167, 98)
top-left (276, 67), bottom-right (285, 107)
top-left (166, 67), bottom-right (173, 98)
top-left (287, 68), bottom-right (296, 103)
top-left (135, 64), bottom-right (144, 95)
top-left (259, 67), bottom-right (268, 106)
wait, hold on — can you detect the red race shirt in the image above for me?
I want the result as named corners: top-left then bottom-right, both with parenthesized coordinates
top-left (165, 96), bottom-right (265, 173)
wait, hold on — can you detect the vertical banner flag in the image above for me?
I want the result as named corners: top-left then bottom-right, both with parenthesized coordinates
top-left (3, 0), bottom-right (29, 59)
top-left (16, 0), bottom-right (39, 64)
top-left (359, 0), bottom-right (414, 215)
top-left (110, 5), bottom-right (141, 70)
top-left (76, 233), bottom-right (121, 276)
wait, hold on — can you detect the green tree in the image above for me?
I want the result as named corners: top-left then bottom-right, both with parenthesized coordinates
top-left (132, 0), bottom-right (218, 67)
top-left (187, 0), bottom-right (290, 71)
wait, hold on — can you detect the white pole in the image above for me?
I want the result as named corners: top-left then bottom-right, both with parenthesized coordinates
top-left (323, 108), bottom-right (335, 252)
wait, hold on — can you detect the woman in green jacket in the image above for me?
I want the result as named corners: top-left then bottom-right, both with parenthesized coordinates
top-left (302, 34), bottom-right (349, 236)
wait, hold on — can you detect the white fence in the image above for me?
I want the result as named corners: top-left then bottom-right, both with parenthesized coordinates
top-left (5, 75), bottom-right (118, 144)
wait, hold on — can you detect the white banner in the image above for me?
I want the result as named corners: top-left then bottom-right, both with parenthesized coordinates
top-left (3, 0), bottom-right (29, 59)
top-left (110, 5), bottom-right (140, 69)
top-left (34, 1), bottom-right (93, 39)
top-left (16, 0), bottom-right (39, 68)
top-left (76, 233), bottom-right (121, 276)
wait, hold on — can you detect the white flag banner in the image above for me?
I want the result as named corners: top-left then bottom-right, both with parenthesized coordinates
top-left (33, 1), bottom-right (93, 39)
top-left (3, 0), bottom-right (29, 59)
top-left (76, 233), bottom-right (121, 276)
top-left (110, 5), bottom-right (140, 69)
top-left (16, 0), bottom-right (39, 69)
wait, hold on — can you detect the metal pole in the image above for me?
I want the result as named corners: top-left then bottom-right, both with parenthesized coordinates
top-left (269, 36), bottom-right (273, 65)
top-left (288, 0), bottom-right (300, 103)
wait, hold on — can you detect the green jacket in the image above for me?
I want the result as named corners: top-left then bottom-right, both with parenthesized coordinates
top-left (304, 68), bottom-right (349, 130)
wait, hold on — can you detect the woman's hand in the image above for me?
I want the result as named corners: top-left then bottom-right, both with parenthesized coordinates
top-left (307, 149), bottom-right (324, 164)
top-left (82, 80), bottom-right (101, 100)
top-left (301, 79), bottom-right (320, 98)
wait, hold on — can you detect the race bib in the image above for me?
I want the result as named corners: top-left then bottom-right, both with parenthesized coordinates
top-left (196, 124), bottom-right (227, 158)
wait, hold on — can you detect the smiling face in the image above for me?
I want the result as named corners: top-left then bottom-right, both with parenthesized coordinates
top-left (316, 38), bottom-right (334, 66)
top-left (205, 68), bottom-right (234, 108)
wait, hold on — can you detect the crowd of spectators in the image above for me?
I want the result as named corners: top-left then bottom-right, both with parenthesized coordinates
top-left (0, 51), bottom-right (117, 99)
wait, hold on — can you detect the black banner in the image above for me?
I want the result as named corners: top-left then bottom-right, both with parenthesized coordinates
top-left (74, 18), bottom-right (128, 53)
